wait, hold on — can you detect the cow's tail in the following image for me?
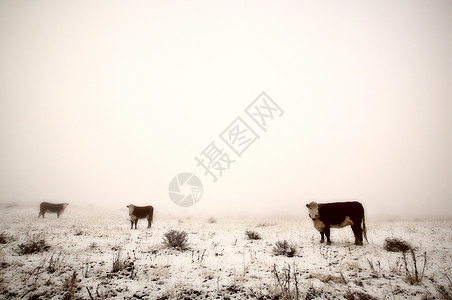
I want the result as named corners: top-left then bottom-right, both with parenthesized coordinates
top-left (362, 209), bottom-right (368, 244)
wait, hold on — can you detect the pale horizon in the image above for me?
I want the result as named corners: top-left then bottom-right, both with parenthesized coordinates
top-left (1, 1), bottom-right (451, 219)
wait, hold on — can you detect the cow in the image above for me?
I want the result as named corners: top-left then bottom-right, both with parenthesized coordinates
top-left (306, 201), bottom-right (368, 245)
top-left (38, 202), bottom-right (69, 218)
top-left (127, 204), bottom-right (154, 229)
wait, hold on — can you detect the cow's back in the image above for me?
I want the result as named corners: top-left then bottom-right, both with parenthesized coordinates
top-left (132, 205), bottom-right (153, 218)
top-left (40, 202), bottom-right (61, 211)
top-left (319, 201), bottom-right (364, 224)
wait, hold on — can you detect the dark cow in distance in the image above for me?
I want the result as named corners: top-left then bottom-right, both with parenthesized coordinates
top-left (127, 204), bottom-right (154, 229)
top-left (306, 201), bottom-right (368, 245)
top-left (38, 202), bottom-right (69, 218)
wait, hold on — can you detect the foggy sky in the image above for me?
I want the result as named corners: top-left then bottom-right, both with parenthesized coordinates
top-left (1, 0), bottom-right (451, 218)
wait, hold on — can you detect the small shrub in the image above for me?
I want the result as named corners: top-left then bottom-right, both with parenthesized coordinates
top-left (74, 230), bottom-right (84, 236)
top-left (162, 230), bottom-right (189, 250)
top-left (16, 239), bottom-right (50, 255)
top-left (245, 230), bottom-right (261, 240)
top-left (207, 217), bottom-right (217, 224)
top-left (0, 233), bottom-right (9, 244)
top-left (384, 237), bottom-right (412, 252)
top-left (273, 240), bottom-right (297, 257)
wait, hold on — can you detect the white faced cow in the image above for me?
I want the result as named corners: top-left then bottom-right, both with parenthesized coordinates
top-left (127, 204), bottom-right (154, 229)
top-left (38, 202), bottom-right (69, 218)
top-left (306, 201), bottom-right (368, 245)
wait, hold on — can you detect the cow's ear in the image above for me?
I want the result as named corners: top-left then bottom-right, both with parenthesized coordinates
top-left (127, 205), bottom-right (129, 208)
top-left (306, 204), bottom-right (309, 208)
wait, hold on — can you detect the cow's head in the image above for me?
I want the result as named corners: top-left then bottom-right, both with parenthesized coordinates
top-left (127, 204), bottom-right (135, 215)
top-left (63, 203), bottom-right (69, 209)
top-left (306, 202), bottom-right (320, 220)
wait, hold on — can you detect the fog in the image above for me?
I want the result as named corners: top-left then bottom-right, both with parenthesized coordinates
top-left (1, 1), bottom-right (451, 219)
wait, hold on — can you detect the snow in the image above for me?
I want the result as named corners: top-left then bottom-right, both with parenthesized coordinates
top-left (0, 203), bottom-right (451, 299)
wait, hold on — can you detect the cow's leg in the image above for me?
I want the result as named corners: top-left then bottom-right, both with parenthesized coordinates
top-left (130, 220), bottom-right (133, 229)
top-left (324, 226), bottom-right (331, 245)
top-left (57, 212), bottom-right (60, 218)
top-left (134, 220), bottom-right (138, 229)
top-left (351, 225), bottom-right (363, 245)
top-left (147, 216), bottom-right (152, 228)
top-left (320, 232), bottom-right (325, 243)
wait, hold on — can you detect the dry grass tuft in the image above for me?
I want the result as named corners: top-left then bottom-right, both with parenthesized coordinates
top-left (384, 237), bottom-right (412, 252)
top-left (16, 238), bottom-right (50, 255)
top-left (403, 249), bottom-right (427, 285)
top-left (62, 271), bottom-right (79, 300)
top-left (0, 232), bottom-right (10, 244)
top-left (245, 230), bottom-right (261, 240)
top-left (272, 263), bottom-right (300, 300)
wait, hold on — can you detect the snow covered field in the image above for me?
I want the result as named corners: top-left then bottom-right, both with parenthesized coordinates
top-left (0, 203), bottom-right (451, 299)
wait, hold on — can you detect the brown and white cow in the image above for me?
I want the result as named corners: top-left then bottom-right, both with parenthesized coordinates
top-left (306, 201), bottom-right (368, 245)
top-left (38, 202), bottom-right (69, 218)
top-left (127, 204), bottom-right (154, 229)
